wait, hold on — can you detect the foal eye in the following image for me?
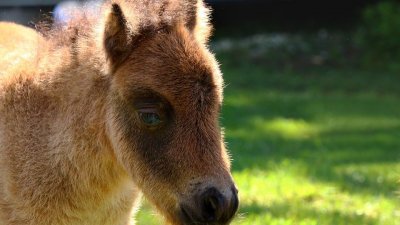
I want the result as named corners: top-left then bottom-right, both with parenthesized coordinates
top-left (139, 112), bottom-right (161, 126)
top-left (137, 107), bottom-right (163, 127)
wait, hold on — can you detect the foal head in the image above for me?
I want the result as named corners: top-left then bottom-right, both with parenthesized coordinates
top-left (102, 1), bottom-right (238, 224)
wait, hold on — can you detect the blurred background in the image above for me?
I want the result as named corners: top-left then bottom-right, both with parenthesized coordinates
top-left (1, 0), bottom-right (399, 224)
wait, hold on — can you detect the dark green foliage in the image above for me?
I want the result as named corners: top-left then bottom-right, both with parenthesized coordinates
top-left (211, 32), bottom-right (359, 71)
top-left (357, 1), bottom-right (400, 69)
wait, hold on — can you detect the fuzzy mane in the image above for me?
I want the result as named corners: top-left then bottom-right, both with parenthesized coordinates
top-left (30, 0), bottom-right (213, 79)
top-left (36, 0), bottom-right (211, 52)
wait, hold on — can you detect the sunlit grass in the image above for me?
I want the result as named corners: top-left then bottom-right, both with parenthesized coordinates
top-left (232, 163), bottom-right (399, 225)
top-left (260, 117), bottom-right (317, 139)
top-left (136, 44), bottom-right (400, 225)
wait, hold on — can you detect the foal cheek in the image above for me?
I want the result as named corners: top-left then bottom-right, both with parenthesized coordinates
top-left (112, 113), bottom-right (171, 181)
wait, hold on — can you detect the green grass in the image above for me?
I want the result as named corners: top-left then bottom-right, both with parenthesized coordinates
top-left (221, 66), bottom-right (400, 225)
top-left (136, 46), bottom-right (400, 225)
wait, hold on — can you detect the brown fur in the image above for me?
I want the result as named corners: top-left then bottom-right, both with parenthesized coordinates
top-left (0, 1), bottom-right (237, 225)
top-left (0, 22), bottom-right (43, 76)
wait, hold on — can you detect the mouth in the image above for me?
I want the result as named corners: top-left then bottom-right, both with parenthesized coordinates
top-left (179, 206), bottom-right (198, 225)
top-left (178, 206), bottom-right (231, 225)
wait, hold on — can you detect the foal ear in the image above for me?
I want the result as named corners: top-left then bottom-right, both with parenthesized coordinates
top-left (186, 0), bottom-right (213, 44)
top-left (104, 3), bottom-right (129, 66)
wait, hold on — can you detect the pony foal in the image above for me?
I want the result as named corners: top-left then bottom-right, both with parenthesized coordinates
top-left (0, 0), bottom-right (238, 225)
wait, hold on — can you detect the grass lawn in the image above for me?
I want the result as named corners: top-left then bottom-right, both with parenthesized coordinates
top-left (136, 42), bottom-right (400, 225)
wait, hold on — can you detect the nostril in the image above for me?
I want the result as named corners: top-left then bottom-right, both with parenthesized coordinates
top-left (201, 187), bottom-right (224, 222)
top-left (205, 195), bottom-right (218, 214)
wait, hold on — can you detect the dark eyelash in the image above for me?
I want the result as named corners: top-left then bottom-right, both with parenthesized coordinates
top-left (133, 101), bottom-right (163, 109)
